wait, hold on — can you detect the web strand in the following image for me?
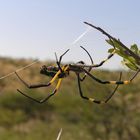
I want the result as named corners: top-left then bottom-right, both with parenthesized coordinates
top-left (71, 27), bottom-right (91, 45)
top-left (0, 59), bottom-right (39, 80)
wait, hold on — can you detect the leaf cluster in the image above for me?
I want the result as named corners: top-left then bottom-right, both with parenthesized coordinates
top-left (107, 39), bottom-right (140, 71)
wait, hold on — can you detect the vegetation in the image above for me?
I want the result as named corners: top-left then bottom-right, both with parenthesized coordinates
top-left (0, 57), bottom-right (140, 140)
top-left (107, 40), bottom-right (140, 71)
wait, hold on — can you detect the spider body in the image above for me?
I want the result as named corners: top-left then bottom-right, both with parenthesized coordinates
top-left (40, 65), bottom-right (69, 78)
top-left (40, 61), bottom-right (87, 78)
top-left (40, 65), bottom-right (60, 78)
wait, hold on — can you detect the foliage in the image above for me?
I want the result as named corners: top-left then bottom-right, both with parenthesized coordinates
top-left (107, 39), bottom-right (140, 71)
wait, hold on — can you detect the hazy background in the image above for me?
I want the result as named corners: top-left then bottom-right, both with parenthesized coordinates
top-left (0, 0), bottom-right (140, 70)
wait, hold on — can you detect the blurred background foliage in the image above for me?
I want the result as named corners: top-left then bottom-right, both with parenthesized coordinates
top-left (0, 57), bottom-right (140, 140)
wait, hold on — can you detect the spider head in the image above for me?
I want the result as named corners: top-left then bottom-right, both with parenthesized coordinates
top-left (40, 65), bottom-right (58, 77)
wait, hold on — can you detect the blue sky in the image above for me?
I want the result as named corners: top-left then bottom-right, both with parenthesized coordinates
top-left (0, 0), bottom-right (140, 70)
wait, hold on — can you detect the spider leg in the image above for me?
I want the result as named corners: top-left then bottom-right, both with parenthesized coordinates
top-left (15, 65), bottom-right (68, 88)
top-left (90, 50), bottom-right (115, 68)
top-left (15, 68), bottom-right (61, 88)
top-left (17, 78), bottom-right (62, 104)
top-left (104, 72), bottom-right (122, 103)
top-left (55, 49), bottom-right (70, 73)
top-left (81, 67), bottom-right (140, 85)
top-left (77, 72), bottom-right (122, 104)
top-left (58, 49), bottom-right (70, 64)
top-left (129, 68), bottom-right (140, 82)
top-left (79, 46), bottom-right (94, 81)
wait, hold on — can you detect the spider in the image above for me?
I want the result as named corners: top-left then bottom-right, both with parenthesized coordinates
top-left (15, 46), bottom-right (139, 104)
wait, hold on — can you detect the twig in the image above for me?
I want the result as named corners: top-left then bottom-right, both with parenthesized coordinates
top-left (56, 128), bottom-right (63, 140)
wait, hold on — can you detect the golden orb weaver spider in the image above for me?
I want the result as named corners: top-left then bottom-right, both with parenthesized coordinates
top-left (15, 46), bottom-right (139, 104)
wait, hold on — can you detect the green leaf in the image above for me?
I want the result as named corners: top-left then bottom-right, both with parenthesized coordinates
top-left (122, 56), bottom-right (139, 71)
top-left (106, 39), bottom-right (140, 71)
top-left (138, 50), bottom-right (140, 56)
top-left (130, 44), bottom-right (139, 55)
top-left (108, 48), bottom-right (115, 53)
top-left (106, 39), bottom-right (125, 51)
top-left (115, 49), bottom-right (128, 58)
top-left (123, 61), bottom-right (138, 71)
top-left (106, 39), bottom-right (112, 46)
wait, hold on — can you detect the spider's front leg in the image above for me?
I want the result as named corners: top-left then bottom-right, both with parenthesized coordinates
top-left (15, 68), bottom-right (60, 89)
top-left (90, 50), bottom-right (115, 68)
top-left (55, 49), bottom-right (69, 73)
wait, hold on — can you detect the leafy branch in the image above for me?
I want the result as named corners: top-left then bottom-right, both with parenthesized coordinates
top-left (84, 22), bottom-right (140, 71)
top-left (107, 40), bottom-right (140, 71)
